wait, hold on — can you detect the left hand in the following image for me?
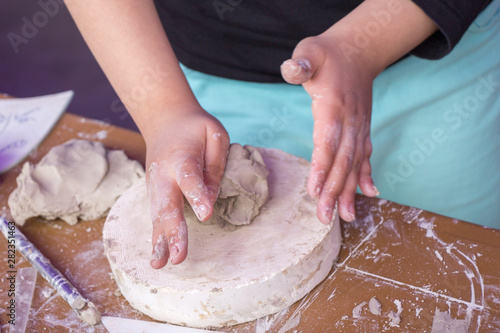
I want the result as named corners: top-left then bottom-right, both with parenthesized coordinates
top-left (281, 0), bottom-right (437, 223)
top-left (281, 34), bottom-right (379, 223)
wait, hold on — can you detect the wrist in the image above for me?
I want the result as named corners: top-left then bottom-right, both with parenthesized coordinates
top-left (132, 99), bottom-right (206, 144)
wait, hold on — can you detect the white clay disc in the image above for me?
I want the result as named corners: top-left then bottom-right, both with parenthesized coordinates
top-left (103, 148), bottom-right (341, 328)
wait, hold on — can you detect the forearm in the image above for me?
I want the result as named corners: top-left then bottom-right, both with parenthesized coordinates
top-left (324, 0), bottom-right (437, 76)
top-left (64, 0), bottom-right (199, 140)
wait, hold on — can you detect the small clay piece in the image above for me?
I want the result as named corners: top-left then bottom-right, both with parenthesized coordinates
top-left (352, 301), bottom-right (367, 318)
top-left (388, 299), bottom-right (403, 327)
top-left (388, 311), bottom-right (401, 327)
top-left (431, 309), bottom-right (470, 333)
top-left (204, 143), bottom-right (269, 227)
top-left (8, 139), bottom-right (144, 225)
top-left (78, 301), bottom-right (101, 326)
top-left (368, 296), bottom-right (382, 315)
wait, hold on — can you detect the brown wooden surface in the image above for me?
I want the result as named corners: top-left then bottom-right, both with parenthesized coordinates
top-left (0, 112), bottom-right (499, 332)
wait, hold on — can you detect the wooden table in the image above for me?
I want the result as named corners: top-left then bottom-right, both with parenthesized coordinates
top-left (0, 113), bottom-right (499, 332)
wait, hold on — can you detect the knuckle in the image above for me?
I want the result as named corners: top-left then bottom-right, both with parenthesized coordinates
top-left (158, 206), bottom-right (181, 224)
top-left (352, 157), bottom-right (361, 171)
top-left (351, 149), bottom-right (363, 170)
top-left (323, 181), bottom-right (340, 196)
top-left (360, 159), bottom-right (372, 176)
top-left (311, 150), bottom-right (331, 173)
top-left (296, 36), bottom-right (323, 55)
top-left (321, 185), bottom-right (340, 206)
top-left (317, 141), bottom-right (337, 157)
top-left (204, 163), bottom-right (224, 178)
top-left (176, 157), bottom-right (203, 185)
top-left (364, 137), bottom-right (373, 156)
top-left (165, 221), bottom-right (187, 242)
top-left (313, 132), bottom-right (340, 159)
top-left (338, 149), bottom-right (354, 171)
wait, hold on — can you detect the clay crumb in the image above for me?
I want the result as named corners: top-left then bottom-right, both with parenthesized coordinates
top-left (368, 297), bottom-right (382, 315)
top-left (431, 308), bottom-right (470, 332)
top-left (42, 287), bottom-right (55, 298)
top-left (78, 301), bottom-right (101, 326)
top-left (352, 301), bottom-right (367, 318)
top-left (388, 299), bottom-right (403, 327)
top-left (388, 311), bottom-right (401, 327)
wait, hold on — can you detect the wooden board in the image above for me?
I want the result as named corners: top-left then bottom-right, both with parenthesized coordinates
top-left (0, 112), bottom-right (499, 332)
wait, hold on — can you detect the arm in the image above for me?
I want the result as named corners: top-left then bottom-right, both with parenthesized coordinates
top-left (65, 0), bottom-right (195, 129)
top-left (281, 0), bottom-right (437, 223)
top-left (65, 0), bottom-right (229, 267)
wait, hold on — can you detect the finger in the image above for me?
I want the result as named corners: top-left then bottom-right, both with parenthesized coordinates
top-left (162, 202), bottom-right (188, 266)
top-left (358, 136), bottom-right (379, 197)
top-left (204, 128), bottom-right (229, 204)
top-left (331, 113), bottom-right (367, 222)
top-left (150, 232), bottom-right (169, 269)
top-left (148, 162), bottom-right (188, 268)
top-left (338, 171), bottom-right (358, 222)
top-left (148, 162), bottom-right (169, 269)
top-left (317, 122), bottom-right (357, 224)
top-left (174, 154), bottom-right (212, 221)
top-left (307, 118), bottom-right (341, 199)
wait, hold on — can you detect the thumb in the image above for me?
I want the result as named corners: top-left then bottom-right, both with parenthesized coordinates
top-left (281, 38), bottom-right (324, 85)
top-left (281, 58), bottom-right (313, 85)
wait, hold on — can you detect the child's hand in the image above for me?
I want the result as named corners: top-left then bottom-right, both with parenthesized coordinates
top-left (281, 35), bottom-right (379, 224)
top-left (145, 107), bottom-right (229, 268)
top-left (280, 0), bottom-right (436, 224)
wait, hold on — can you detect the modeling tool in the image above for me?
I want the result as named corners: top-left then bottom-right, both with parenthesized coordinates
top-left (0, 217), bottom-right (101, 325)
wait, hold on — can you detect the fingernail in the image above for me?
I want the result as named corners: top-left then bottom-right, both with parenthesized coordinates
top-left (372, 184), bottom-right (380, 196)
top-left (151, 234), bottom-right (167, 262)
top-left (323, 206), bottom-right (333, 224)
top-left (314, 185), bottom-right (321, 198)
top-left (281, 59), bottom-right (311, 83)
top-left (347, 203), bottom-right (356, 221)
top-left (308, 170), bottom-right (324, 199)
top-left (206, 184), bottom-right (220, 203)
top-left (310, 182), bottom-right (321, 199)
top-left (169, 244), bottom-right (180, 263)
top-left (297, 59), bottom-right (311, 75)
top-left (195, 204), bottom-right (210, 221)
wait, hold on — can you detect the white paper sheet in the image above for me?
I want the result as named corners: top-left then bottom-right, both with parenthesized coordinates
top-left (0, 91), bottom-right (73, 173)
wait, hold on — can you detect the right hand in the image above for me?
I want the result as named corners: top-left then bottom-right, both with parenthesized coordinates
top-left (145, 106), bottom-right (229, 269)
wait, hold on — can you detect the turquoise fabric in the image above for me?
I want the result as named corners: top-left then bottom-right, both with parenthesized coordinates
top-left (180, 65), bottom-right (314, 159)
top-left (181, 0), bottom-right (500, 229)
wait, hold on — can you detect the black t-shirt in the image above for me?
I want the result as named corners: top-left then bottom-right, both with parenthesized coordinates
top-left (154, 0), bottom-right (491, 83)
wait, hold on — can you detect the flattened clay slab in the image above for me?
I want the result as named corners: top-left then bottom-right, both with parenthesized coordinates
top-left (103, 148), bottom-right (341, 328)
